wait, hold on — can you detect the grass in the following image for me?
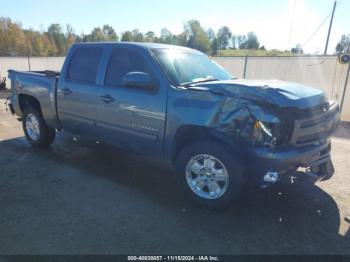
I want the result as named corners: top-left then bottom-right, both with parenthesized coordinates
top-left (216, 49), bottom-right (296, 57)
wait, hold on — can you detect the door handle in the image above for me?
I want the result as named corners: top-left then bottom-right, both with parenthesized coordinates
top-left (100, 94), bottom-right (115, 104)
top-left (61, 88), bottom-right (72, 95)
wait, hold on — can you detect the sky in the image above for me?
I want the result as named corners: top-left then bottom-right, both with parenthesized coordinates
top-left (1, 0), bottom-right (349, 54)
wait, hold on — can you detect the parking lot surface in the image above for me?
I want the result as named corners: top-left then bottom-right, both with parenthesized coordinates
top-left (0, 91), bottom-right (349, 255)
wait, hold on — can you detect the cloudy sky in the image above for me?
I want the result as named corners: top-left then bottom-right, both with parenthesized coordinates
top-left (2, 0), bottom-right (349, 54)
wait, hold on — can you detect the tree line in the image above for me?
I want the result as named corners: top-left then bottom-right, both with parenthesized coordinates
top-left (0, 17), bottom-right (261, 57)
top-left (0, 16), bottom-right (348, 57)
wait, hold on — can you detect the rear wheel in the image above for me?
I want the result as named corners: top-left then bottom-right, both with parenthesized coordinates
top-left (22, 106), bottom-right (55, 148)
top-left (175, 141), bottom-right (243, 209)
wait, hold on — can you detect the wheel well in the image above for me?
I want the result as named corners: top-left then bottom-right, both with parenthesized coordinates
top-left (172, 125), bottom-right (225, 162)
top-left (18, 94), bottom-right (42, 115)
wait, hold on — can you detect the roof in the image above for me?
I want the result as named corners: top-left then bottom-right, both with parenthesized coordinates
top-left (73, 42), bottom-right (198, 52)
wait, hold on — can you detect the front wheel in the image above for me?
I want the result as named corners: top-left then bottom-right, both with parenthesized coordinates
top-left (175, 141), bottom-right (243, 209)
top-left (22, 106), bottom-right (56, 148)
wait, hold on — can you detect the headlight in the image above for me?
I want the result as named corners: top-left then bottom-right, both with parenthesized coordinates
top-left (253, 121), bottom-right (278, 148)
top-left (256, 121), bottom-right (273, 137)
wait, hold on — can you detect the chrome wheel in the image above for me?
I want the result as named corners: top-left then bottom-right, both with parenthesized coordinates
top-left (25, 113), bottom-right (40, 141)
top-left (185, 154), bottom-right (229, 200)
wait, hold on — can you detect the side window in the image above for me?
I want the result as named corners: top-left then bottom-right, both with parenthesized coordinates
top-left (105, 48), bottom-right (150, 86)
top-left (67, 47), bottom-right (103, 84)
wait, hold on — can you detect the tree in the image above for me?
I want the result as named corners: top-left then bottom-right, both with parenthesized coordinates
top-left (183, 20), bottom-right (210, 53)
top-left (47, 24), bottom-right (66, 55)
top-left (23, 30), bottom-right (33, 56)
top-left (237, 35), bottom-right (245, 49)
top-left (145, 31), bottom-right (156, 42)
top-left (42, 33), bottom-right (57, 56)
top-left (0, 16), bottom-right (272, 57)
top-left (102, 25), bottom-right (118, 41)
top-left (246, 32), bottom-right (259, 49)
top-left (121, 31), bottom-right (133, 42)
top-left (231, 35), bottom-right (237, 49)
top-left (206, 28), bottom-right (216, 43)
top-left (206, 28), bottom-right (218, 55)
top-left (217, 26), bottom-right (232, 50)
top-left (159, 28), bottom-right (174, 44)
top-left (24, 29), bottom-right (45, 56)
top-left (239, 32), bottom-right (260, 49)
top-left (83, 25), bottom-right (118, 43)
top-left (175, 31), bottom-right (188, 46)
top-left (211, 38), bottom-right (219, 56)
top-left (33, 33), bottom-right (51, 56)
top-left (131, 29), bottom-right (144, 42)
top-left (65, 24), bottom-right (77, 49)
top-left (84, 27), bottom-right (105, 42)
top-left (0, 17), bottom-right (27, 56)
top-left (336, 34), bottom-right (350, 54)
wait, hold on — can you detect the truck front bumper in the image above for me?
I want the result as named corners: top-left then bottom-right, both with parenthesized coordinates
top-left (245, 140), bottom-right (334, 184)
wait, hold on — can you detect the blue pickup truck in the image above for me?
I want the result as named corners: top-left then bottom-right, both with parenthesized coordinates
top-left (8, 42), bottom-right (340, 208)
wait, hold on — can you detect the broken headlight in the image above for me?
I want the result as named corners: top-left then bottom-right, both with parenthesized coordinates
top-left (252, 121), bottom-right (279, 149)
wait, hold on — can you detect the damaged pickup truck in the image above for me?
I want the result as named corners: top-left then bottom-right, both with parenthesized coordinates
top-left (7, 43), bottom-right (341, 208)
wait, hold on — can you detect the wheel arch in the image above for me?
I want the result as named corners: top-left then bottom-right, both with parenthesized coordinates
top-left (18, 94), bottom-right (43, 116)
top-left (171, 125), bottom-right (242, 163)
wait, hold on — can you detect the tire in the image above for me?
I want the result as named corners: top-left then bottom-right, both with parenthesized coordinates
top-left (175, 141), bottom-right (243, 209)
top-left (22, 106), bottom-right (56, 148)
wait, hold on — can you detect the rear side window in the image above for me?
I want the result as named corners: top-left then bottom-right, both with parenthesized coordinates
top-left (105, 48), bottom-right (150, 86)
top-left (67, 47), bottom-right (103, 84)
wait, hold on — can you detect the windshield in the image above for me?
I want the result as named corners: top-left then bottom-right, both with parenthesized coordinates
top-left (152, 49), bottom-right (233, 86)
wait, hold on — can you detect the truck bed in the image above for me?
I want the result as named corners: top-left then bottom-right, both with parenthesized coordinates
top-left (30, 70), bottom-right (61, 77)
top-left (8, 70), bottom-right (61, 130)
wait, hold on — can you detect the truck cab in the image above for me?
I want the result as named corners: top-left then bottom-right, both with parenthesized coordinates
top-left (57, 43), bottom-right (169, 156)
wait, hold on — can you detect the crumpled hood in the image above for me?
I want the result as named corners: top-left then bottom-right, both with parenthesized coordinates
top-left (197, 79), bottom-right (328, 109)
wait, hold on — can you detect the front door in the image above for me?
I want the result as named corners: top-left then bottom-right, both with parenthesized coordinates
top-left (96, 47), bottom-right (167, 155)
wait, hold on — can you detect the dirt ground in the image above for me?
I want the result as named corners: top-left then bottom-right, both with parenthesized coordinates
top-left (0, 90), bottom-right (349, 255)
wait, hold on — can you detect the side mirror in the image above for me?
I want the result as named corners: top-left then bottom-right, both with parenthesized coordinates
top-left (122, 72), bottom-right (155, 90)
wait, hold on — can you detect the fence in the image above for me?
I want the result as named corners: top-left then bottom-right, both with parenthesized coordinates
top-left (0, 57), bottom-right (65, 78)
top-left (0, 56), bottom-right (349, 121)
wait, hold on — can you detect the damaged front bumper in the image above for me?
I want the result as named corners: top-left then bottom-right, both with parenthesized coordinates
top-left (244, 140), bottom-right (334, 187)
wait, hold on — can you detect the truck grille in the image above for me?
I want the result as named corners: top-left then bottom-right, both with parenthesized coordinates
top-left (289, 102), bottom-right (340, 147)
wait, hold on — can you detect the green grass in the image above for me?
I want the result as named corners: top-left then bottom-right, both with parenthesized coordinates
top-left (216, 49), bottom-right (296, 57)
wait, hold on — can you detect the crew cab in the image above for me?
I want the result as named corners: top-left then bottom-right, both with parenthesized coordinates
top-left (7, 42), bottom-right (341, 208)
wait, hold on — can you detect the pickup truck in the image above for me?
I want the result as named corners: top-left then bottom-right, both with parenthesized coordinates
top-left (8, 42), bottom-right (341, 208)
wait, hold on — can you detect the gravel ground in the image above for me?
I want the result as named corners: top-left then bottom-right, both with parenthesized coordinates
top-left (0, 90), bottom-right (349, 255)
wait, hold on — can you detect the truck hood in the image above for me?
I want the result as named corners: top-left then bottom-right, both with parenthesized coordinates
top-left (195, 79), bottom-right (328, 109)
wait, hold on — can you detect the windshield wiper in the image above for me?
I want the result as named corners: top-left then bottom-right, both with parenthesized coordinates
top-left (181, 77), bottom-right (219, 87)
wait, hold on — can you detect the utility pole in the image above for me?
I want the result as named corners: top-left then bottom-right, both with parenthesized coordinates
top-left (243, 56), bottom-right (248, 79)
top-left (324, 1), bottom-right (337, 55)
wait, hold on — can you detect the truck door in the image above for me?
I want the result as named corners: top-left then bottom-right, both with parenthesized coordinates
top-left (57, 47), bottom-right (104, 138)
top-left (96, 47), bottom-right (167, 155)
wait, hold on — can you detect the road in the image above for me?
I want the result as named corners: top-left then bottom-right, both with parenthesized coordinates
top-left (0, 90), bottom-right (349, 255)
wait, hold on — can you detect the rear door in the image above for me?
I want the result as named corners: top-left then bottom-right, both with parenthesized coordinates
top-left (57, 46), bottom-right (104, 137)
top-left (96, 47), bottom-right (167, 155)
